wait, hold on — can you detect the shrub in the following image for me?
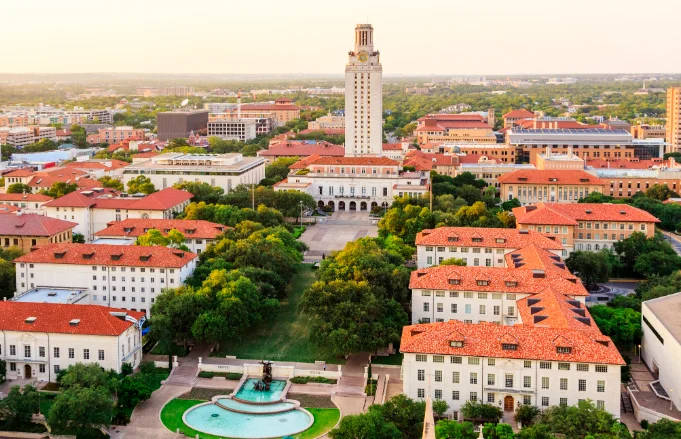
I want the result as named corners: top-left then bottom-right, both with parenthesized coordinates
top-left (460, 400), bottom-right (502, 422)
top-left (198, 371), bottom-right (215, 378)
top-left (515, 404), bottom-right (540, 426)
top-left (121, 363), bottom-right (133, 377)
top-left (225, 373), bottom-right (243, 380)
top-left (640, 419), bottom-right (649, 429)
top-left (139, 362), bottom-right (156, 375)
top-left (111, 411), bottom-right (130, 426)
top-left (289, 376), bottom-right (337, 384)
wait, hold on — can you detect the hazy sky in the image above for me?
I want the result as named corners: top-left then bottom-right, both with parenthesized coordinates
top-left (3, 0), bottom-right (680, 75)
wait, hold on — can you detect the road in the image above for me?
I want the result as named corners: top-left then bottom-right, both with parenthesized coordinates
top-left (660, 230), bottom-right (681, 256)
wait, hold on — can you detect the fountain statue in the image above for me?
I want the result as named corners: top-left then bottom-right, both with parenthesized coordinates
top-left (253, 360), bottom-right (274, 391)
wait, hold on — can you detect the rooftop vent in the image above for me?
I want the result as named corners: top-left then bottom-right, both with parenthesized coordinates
top-left (417, 272), bottom-right (426, 278)
top-left (501, 343), bottom-right (518, 351)
top-left (554, 262), bottom-right (566, 269)
top-left (527, 298), bottom-right (541, 306)
top-left (595, 339), bottom-right (610, 347)
top-left (549, 177), bottom-right (558, 182)
top-left (620, 210), bottom-right (626, 215)
top-left (567, 300), bottom-right (581, 308)
top-left (575, 317), bottom-right (591, 326)
top-left (533, 315), bottom-right (548, 324)
top-left (514, 262), bottom-right (525, 268)
top-left (579, 178), bottom-right (590, 182)
top-left (532, 269), bottom-right (545, 278)
top-left (172, 252), bottom-right (185, 258)
top-left (519, 177), bottom-right (528, 181)
top-left (525, 206), bottom-right (537, 212)
top-left (519, 230), bottom-right (529, 235)
top-left (530, 306), bottom-right (544, 315)
top-left (585, 209), bottom-right (592, 214)
top-left (47, 292), bottom-right (57, 297)
top-left (571, 308), bottom-right (586, 317)
top-left (15, 222), bottom-right (25, 228)
top-left (448, 236), bottom-right (459, 242)
top-left (25, 317), bottom-right (37, 324)
top-left (69, 319), bottom-right (80, 326)
top-left (549, 255), bottom-right (561, 261)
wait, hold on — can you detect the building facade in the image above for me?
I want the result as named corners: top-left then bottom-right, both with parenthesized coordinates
top-left (86, 126), bottom-right (146, 144)
top-left (415, 115), bottom-right (496, 145)
top-left (345, 24), bottom-right (383, 156)
top-left (513, 203), bottom-right (659, 254)
top-left (498, 170), bottom-right (606, 204)
top-left (0, 194), bottom-right (53, 214)
top-left (0, 213), bottom-right (76, 253)
top-left (0, 302), bottom-right (145, 381)
top-left (206, 119), bottom-right (257, 141)
top-left (666, 87), bottom-right (681, 153)
top-left (156, 111), bottom-right (209, 141)
top-left (14, 243), bottom-right (197, 316)
top-left (308, 114), bottom-right (345, 130)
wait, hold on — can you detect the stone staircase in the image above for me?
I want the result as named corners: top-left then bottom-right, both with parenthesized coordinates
top-left (621, 392), bottom-right (634, 414)
top-left (336, 375), bottom-right (366, 396)
top-left (163, 364), bottom-right (199, 387)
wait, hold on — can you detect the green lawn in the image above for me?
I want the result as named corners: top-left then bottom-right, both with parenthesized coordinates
top-left (212, 264), bottom-right (345, 364)
top-left (160, 399), bottom-right (340, 439)
top-left (371, 353), bottom-right (403, 365)
top-left (150, 340), bottom-right (189, 357)
top-left (39, 392), bottom-right (57, 417)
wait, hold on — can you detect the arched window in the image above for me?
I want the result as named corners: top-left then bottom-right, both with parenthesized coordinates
top-left (594, 244), bottom-right (600, 251)
top-left (586, 244), bottom-right (592, 251)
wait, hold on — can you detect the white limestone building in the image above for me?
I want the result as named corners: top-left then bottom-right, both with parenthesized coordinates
top-left (345, 24), bottom-right (383, 156)
top-left (0, 302), bottom-right (144, 381)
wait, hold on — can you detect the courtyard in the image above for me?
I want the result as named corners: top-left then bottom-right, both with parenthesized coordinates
top-left (300, 211), bottom-right (379, 262)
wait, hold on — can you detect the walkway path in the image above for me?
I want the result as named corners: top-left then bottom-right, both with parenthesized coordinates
top-left (661, 230), bottom-right (681, 256)
top-left (300, 212), bottom-right (378, 262)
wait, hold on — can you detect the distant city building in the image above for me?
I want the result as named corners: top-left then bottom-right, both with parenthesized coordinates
top-left (514, 203), bottom-right (659, 254)
top-left (0, 213), bottom-right (76, 253)
top-left (547, 77), bottom-right (577, 85)
top-left (345, 24), bottom-right (383, 156)
top-left (0, 193), bottom-right (53, 215)
top-left (0, 302), bottom-right (145, 381)
top-left (86, 126), bottom-right (146, 144)
top-left (502, 109), bottom-right (535, 128)
top-left (631, 124), bottom-right (666, 140)
top-left (121, 153), bottom-right (266, 195)
top-left (535, 148), bottom-right (584, 170)
top-left (667, 87), bottom-right (681, 153)
top-left (0, 126), bottom-right (57, 147)
top-left (441, 143), bottom-right (517, 164)
top-left (203, 103), bottom-right (237, 113)
top-left (156, 110), bottom-right (209, 141)
top-left (449, 75), bottom-right (487, 85)
top-left (455, 158), bottom-right (536, 189)
top-left (136, 86), bottom-right (194, 97)
top-left (308, 114), bottom-right (345, 130)
top-left (498, 169), bottom-right (606, 204)
top-left (3, 166), bottom-right (99, 194)
top-left (206, 119), bottom-right (257, 141)
top-left (415, 114), bottom-right (496, 145)
top-left (405, 87), bottom-right (429, 95)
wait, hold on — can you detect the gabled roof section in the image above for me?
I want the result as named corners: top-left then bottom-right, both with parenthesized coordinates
top-left (95, 218), bottom-right (229, 239)
top-left (0, 214), bottom-right (77, 237)
top-left (415, 227), bottom-right (563, 250)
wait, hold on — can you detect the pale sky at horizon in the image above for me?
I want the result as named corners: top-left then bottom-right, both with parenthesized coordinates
top-left (3, 0), bottom-right (680, 75)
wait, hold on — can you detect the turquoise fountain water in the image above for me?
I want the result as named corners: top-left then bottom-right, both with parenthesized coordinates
top-left (182, 379), bottom-right (313, 439)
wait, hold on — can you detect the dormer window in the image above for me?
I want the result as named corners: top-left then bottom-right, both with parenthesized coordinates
top-left (111, 253), bottom-right (123, 261)
top-left (448, 279), bottom-right (461, 285)
top-left (472, 237), bottom-right (483, 243)
top-left (502, 343), bottom-right (518, 351)
top-left (505, 281), bottom-right (518, 287)
top-left (556, 346), bottom-right (572, 354)
top-left (53, 251), bottom-right (66, 259)
top-left (476, 280), bottom-right (489, 286)
top-left (139, 255), bottom-right (151, 262)
top-left (450, 341), bottom-right (464, 348)
top-left (496, 238), bottom-right (506, 243)
top-left (448, 236), bottom-right (458, 242)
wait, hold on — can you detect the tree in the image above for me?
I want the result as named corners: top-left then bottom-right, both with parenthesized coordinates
top-left (435, 420), bottom-right (477, 439)
top-left (432, 400), bottom-right (450, 418)
top-left (173, 181), bottom-right (224, 204)
top-left (636, 418), bottom-right (681, 439)
top-left (6, 183), bottom-right (32, 194)
top-left (117, 376), bottom-right (153, 408)
top-left (634, 251), bottom-right (681, 277)
top-left (532, 400), bottom-right (626, 439)
top-left (300, 280), bottom-right (408, 357)
top-left (501, 198), bottom-right (521, 211)
top-left (58, 363), bottom-right (111, 390)
top-left (98, 176), bottom-right (124, 191)
top-left (265, 156), bottom-right (300, 183)
top-left (48, 386), bottom-right (113, 434)
top-left (646, 184), bottom-right (679, 201)
top-left (589, 305), bottom-right (641, 350)
top-left (370, 394), bottom-right (426, 439)
top-left (482, 423), bottom-right (516, 439)
top-left (460, 400), bottom-right (502, 423)
top-left (150, 289), bottom-right (208, 352)
top-left (515, 405), bottom-right (540, 427)
top-left (329, 411), bottom-right (402, 439)
top-left (136, 228), bottom-right (189, 251)
top-left (0, 385), bottom-right (40, 429)
top-left (191, 310), bottom-right (232, 351)
top-left (440, 257), bottom-right (467, 266)
top-left (41, 182), bottom-right (78, 198)
top-left (565, 250), bottom-right (610, 287)
top-left (126, 175), bottom-right (156, 194)
top-left (72, 233), bottom-right (85, 243)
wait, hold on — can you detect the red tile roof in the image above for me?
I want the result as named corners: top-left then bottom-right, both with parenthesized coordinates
top-left (0, 213), bottom-right (76, 237)
top-left (497, 170), bottom-right (606, 186)
top-left (4, 169), bottom-right (35, 177)
top-left (502, 109), bottom-right (535, 119)
top-left (517, 288), bottom-right (599, 332)
top-left (400, 319), bottom-right (624, 365)
top-left (513, 203), bottom-right (660, 225)
top-left (65, 160), bottom-right (129, 170)
top-left (242, 104), bottom-right (300, 111)
top-left (503, 244), bottom-right (575, 274)
top-left (125, 188), bottom-right (193, 211)
top-left (132, 151), bottom-right (161, 159)
top-left (515, 120), bottom-right (593, 130)
top-left (0, 194), bottom-right (53, 202)
top-left (306, 157), bottom-right (400, 166)
top-left (14, 243), bottom-right (197, 268)
top-left (415, 121), bottom-right (492, 132)
top-left (258, 142), bottom-right (344, 157)
top-left (43, 188), bottom-right (192, 211)
top-left (415, 227), bottom-right (563, 250)
top-left (585, 159), bottom-right (672, 169)
top-left (289, 155), bottom-right (322, 170)
top-left (417, 114), bottom-right (486, 123)
top-left (297, 128), bottom-right (345, 135)
top-left (382, 143), bottom-right (403, 151)
top-left (95, 219), bottom-right (229, 239)
top-left (0, 302), bottom-right (145, 336)
top-left (0, 204), bottom-right (20, 213)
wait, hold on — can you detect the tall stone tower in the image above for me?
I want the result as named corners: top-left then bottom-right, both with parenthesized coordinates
top-left (345, 24), bottom-right (383, 157)
top-left (667, 87), bottom-right (681, 153)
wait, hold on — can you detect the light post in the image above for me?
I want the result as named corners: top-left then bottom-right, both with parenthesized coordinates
top-left (299, 200), bottom-right (303, 230)
top-left (638, 344), bottom-right (642, 363)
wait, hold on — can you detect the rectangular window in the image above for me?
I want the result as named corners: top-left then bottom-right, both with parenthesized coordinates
top-left (505, 374), bottom-right (513, 388)
top-left (465, 304), bottom-right (471, 314)
top-left (468, 357), bottom-right (480, 365)
top-left (54, 365), bottom-right (60, 373)
top-left (24, 345), bottom-right (31, 357)
top-left (578, 379), bottom-right (586, 391)
top-left (523, 376), bottom-right (531, 388)
top-left (541, 377), bottom-right (549, 389)
top-left (451, 357), bottom-right (462, 364)
top-left (99, 350), bottom-right (105, 361)
top-left (558, 363), bottom-right (570, 371)
top-left (488, 359), bottom-right (495, 366)
top-left (433, 355), bottom-right (444, 363)
top-left (524, 360), bottom-right (532, 368)
top-left (453, 371), bottom-right (460, 384)
top-left (487, 392), bottom-right (495, 403)
top-left (597, 400), bottom-right (605, 410)
top-left (470, 372), bottom-right (478, 385)
top-left (452, 391), bottom-right (460, 400)
top-left (540, 362), bottom-right (552, 370)
top-left (39, 347), bottom-right (45, 357)
top-left (451, 304), bottom-right (458, 313)
top-left (68, 348), bottom-right (75, 359)
top-left (83, 349), bottom-right (90, 360)
top-left (523, 395), bottom-right (532, 406)
top-left (435, 389), bottom-right (442, 400)
top-left (39, 364), bottom-right (45, 373)
top-left (597, 380), bottom-right (605, 392)
top-left (416, 354), bottom-right (427, 362)
top-left (560, 378), bottom-right (568, 390)
top-left (577, 364), bottom-right (589, 372)
top-left (418, 388), bottom-right (425, 398)
top-left (418, 370), bottom-right (425, 381)
top-left (595, 365), bottom-right (608, 373)
top-left (488, 374), bottom-right (495, 386)
top-left (435, 370), bottom-right (442, 382)
top-left (560, 398), bottom-right (568, 406)
top-left (470, 392), bottom-right (478, 402)
top-left (542, 397), bottom-right (549, 407)
top-left (9, 345), bottom-right (15, 356)
top-left (54, 347), bottom-right (60, 358)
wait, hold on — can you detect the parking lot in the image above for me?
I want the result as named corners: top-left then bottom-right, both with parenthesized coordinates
top-left (299, 211), bottom-right (379, 261)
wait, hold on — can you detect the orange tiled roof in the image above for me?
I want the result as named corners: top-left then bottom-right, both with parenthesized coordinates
top-left (497, 170), bottom-right (606, 186)
top-left (400, 320), bottom-right (624, 365)
top-left (43, 188), bottom-right (192, 211)
top-left (502, 109), bottom-right (535, 119)
top-left (585, 158), bottom-right (672, 169)
top-left (513, 203), bottom-right (660, 225)
top-left (517, 288), bottom-right (599, 332)
top-left (0, 213), bottom-right (76, 237)
top-left (415, 227), bottom-right (563, 250)
top-left (0, 194), bottom-right (53, 202)
top-left (258, 142), bottom-right (344, 157)
top-left (96, 218), bottom-right (229, 239)
top-left (0, 302), bottom-right (145, 336)
top-left (307, 156), bottom-right (400, 166)
top-left (14, 243), bottom-right (197, 268)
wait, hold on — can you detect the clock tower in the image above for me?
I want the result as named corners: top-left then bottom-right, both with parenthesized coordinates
top-left (345, 24), bottom-right (383, 157)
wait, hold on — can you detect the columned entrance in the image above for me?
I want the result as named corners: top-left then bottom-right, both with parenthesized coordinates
top-left (360, 201), bottom-right (367, 211)
top-left (504, 395), bottom-right (514, 411)
top-left (349, 201), bottom-right (356, 211)
top-left (338, 201), bottom-right (346, 211)
top-left (24, 364), bottom-right (31, 378)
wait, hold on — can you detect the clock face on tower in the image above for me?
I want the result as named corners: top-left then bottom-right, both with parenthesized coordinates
top-left (358, 51), bottom-right (369, 63)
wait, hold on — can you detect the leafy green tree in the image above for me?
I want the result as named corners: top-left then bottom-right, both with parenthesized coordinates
top-left (532, 400), bottom-right (627, 439)
top-left (370, 394), bottom-right (426, 439)
top-left (515, 405), bottom-right (540, 426)
top-left (636, 418), bottom-right (681, 439)
top-left (329, 410), bottom-right (402, 439)
top-left (72, 233), bottom-right (85, 243)
top-left (565, 250), bottom-right (610, 287)
top-left (6, 183), bottom-right (32, 194)
top-left (482, 423), bottom-right (516, 439)
top-left (501, 198), bottom-right (521, 210)
top-left (460, 400), bottom-right (502, 422)
top-left (191, 310), bottom-right (232, 351)
top-left (23, 139), bottom-right (57, 153)
top-left (117, 376), bottom-right (153, 408)
top-left (0, 258), bottom-right (17, 299)
top-left (646, 184), bottom-right (679, 201)
top-left (136, 228), bottom-right (189, 251)
top-left (58, 363), bottom-right (111, 390)
top-left (98, 176), bottom-right (124, 191)
top-left (126, 175), bottom-right (156, 194)
top-left (48, 386), bottom-right (113, 434)
top-left (589, 305), bottom-right (641, 350)
top-left (173, 181), bottom-right (224, 204)
top-left (634, 251), bottom-right (681, 277)
top-left (41, 182), bottom-right (78, 198)
top-left (578, 192), bottom-right (620, 204)
top-left (440, 257), bottom-right (467, 266)
top-left (515, 423), bottom-right (554, 439)
top-left (265, 156), bottom-right (300, 183)
top-left (432, 400), bottom-right (450, 418)
top-left (435, 420), bottom-right (477, 439)
top-left (150, 289), bottom-right (208, 351)
top-left (379, 203), bottom-right (434, 245)
top-left (300, 280), bottom-right (408, 357)
top-left (0, 385), bottom-right (40, 429)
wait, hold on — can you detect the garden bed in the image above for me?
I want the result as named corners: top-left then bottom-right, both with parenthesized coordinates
top-left (290, 376), bottom-right (337, 385)
top-left (177, 387), bottom-right (233, 401)
top-left (197, 371), bottom-right (243, 380)
top-left (149, 340), bottom-right (189, 357)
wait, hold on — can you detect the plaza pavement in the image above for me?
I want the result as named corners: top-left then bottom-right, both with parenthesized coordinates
top-left (300, 211), bottom-right (378, 262)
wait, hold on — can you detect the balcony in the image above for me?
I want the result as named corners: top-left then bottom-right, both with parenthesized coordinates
top-left (122, 344), bottom-right (142, 363)
top-left (334, 194), bottom-right (372, 199)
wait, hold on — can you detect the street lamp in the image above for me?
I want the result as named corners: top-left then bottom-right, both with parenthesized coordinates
top-left (638, 344), bottom-right (642, 363)
top-left (299, 200), bottom-right (303, 229)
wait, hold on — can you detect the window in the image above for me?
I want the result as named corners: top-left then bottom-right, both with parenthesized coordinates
top-left (560, 378), bottom-right (568, 390)
top-left (494, 306), bottom-right (500, 316)
top-left (524, 360), bottom-right (532, 368)
top-left (416, 354), bottom-right (427, 362)
top-left (542, 397), bottom-right (549, 407)
top-left (453, 371), bottom-right (460, 384)
top-left (523, 395), bottom-right (532, 405)
top-left (417, 388), bottom-right (425, 398)
top-left (560, 398), bottom-right (568, 406)
top-left (464, 292), bottom-right (473, 298)
top-left (597, 380), bottom-right (605, 392)
top-left (24, 346), bottom-right (31, 357)
top-left (433, 355), bottom-right (444, 363)
top-left (465, 304), bottom-right (471, 314)
top-left (558, 363), bottom-right (570, 371)
top-left (54, 347), bottom-right (60, 358)
top-left (596, 400), bottom-right (605, 410)
top-left (99, 350), bottom-right (105, 361)
top-left (39, 347), bottom-right (45, 357)
top-left (418, 370), bottom-right (425, 381)
top-left (39, 364), bottom-right (45, 373)
top-left (451, 304), bottom-right (458, 313)
top-left (452, 391), bottom-right (460, 401)
top-left (540, 362), bottom-right (552, 369)
top-left (451, 357), bottom-right (462, 364)
top-left (488, 358), bottom-right (495, 366)
top-left (468, 357), bottom-right (480, 365)
top-left (9, 345), bottom-right (16, 356)
top-left (577, 364), bottom-right (589, 372)
top-left (423, 302), bottom-right (430, 312)
top-left (480, 305), bottom-right (486, 315)
top-left (488, 374), bottom-right (495, 386)
top-left (505, 374), bottom-right (513, 388)
top-left (541, 377), bottom-right (549, 389)
top-left (54, 365), bottom-right (60, 373)
top-left (470, 392), bottom-right (478, 402)
top-left (435, 370), bottom-right (442, 382)
top-left (578, 379), bottom-right (586, 391)
top-left (595, 365), bottom-right (608, 373)
top-left (68, 348), bottom-right (75, 359)
top-left (523, 376), bottom-right (531, 388)
top-left (9, 363), bottom-right (16, 371)
top-left (470, 372), bottom-right (478, 385)
top-left (435, 389), bottom-right (442, 400)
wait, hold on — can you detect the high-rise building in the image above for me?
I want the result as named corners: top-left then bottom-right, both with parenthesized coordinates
top-left (667, 87), bottom-right (681, 153)
top-left (345, 24), bottom-right (383, 157)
